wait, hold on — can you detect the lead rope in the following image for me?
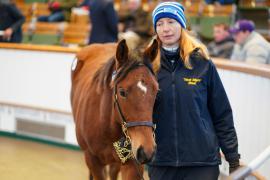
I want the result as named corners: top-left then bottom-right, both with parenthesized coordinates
top-left (131, 158), bottom-right (145, 180)
top-left (121, 123), bottom-right (145, 180)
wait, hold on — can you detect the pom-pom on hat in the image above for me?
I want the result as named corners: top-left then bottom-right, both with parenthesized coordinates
top-left (152, 1), bottom-right (186, 30)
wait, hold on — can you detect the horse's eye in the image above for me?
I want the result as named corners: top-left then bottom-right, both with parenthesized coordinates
top-left (141, 79), bottom-right (145, 84)
top-left (119, 88), bottom-right (128, 98)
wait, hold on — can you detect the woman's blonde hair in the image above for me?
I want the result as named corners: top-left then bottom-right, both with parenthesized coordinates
top-left (152, 28), bottom-right (210, 73)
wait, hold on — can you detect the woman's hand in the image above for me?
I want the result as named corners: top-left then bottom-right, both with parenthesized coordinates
top-left (3, 28), bottom-right (13, 41)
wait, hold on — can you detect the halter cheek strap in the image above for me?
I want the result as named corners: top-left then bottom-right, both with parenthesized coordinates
top-left (113, 83), bottom-right (156, 131)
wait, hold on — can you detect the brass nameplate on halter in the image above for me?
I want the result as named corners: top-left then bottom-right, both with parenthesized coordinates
top-left (113, 137), bottom-right (133, 163)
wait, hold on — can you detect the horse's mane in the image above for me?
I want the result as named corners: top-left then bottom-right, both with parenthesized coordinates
top-left (92, 52), bottom-right (154, 92)
top-left (91, 57), bottom-right (115, 92)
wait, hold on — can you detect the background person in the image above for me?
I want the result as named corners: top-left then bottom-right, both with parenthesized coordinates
top-left (148, 2), bottom-right (240, 180)
top-left (205, 0), bottom-right (235, 5)
top-left (88, 0), bottom-right (118, 44)
top-left (118, 0), bottom-right (153, 49)
top-left (0, 0), bottom-right (25, 43)
top-left (207, 23), bottom-right (234, 58)
top-left (230, 19), bottom-right (270, 64)
top-left (37, 0), bottom-right (77, 22)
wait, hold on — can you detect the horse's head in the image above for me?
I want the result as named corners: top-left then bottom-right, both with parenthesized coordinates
top-left (113, 39), bottom-right (159, 164)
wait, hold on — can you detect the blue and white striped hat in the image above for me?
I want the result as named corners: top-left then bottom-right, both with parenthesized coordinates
top-left (152, 1), bottom-right (186, 30)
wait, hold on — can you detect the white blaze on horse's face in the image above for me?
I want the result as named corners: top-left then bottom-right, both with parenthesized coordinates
top-left (137, 81), bottom-right (147, 94)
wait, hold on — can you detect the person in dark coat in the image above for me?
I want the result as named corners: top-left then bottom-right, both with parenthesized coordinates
top-left (118, 0), bottom-right (153, 49)
top-left (205, 0), bottom-right (235, 5)
top-left (88, 0), bottom-right (118, 44)
top-left (0, 0), bottom-right (25, 43)
top-left (148, 2), bottom-right (240, 180)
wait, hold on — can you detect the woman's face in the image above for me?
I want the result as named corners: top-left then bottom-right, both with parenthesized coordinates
top-left (156, 18), bottom-right (181, 47)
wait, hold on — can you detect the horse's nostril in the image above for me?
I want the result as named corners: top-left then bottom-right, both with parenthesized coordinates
top-left (136, 146), bottom-right (147, 164)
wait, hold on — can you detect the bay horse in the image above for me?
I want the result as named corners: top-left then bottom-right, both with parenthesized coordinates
top-left (71, 39), bottom-right (159, 180)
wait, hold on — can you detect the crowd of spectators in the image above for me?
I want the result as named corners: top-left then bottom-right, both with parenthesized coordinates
top-left (207, 19), bottom-right (270, 64)
top-left (1, 0), bottom-right (270, 65)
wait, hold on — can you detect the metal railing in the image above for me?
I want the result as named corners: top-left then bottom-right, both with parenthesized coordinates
top-left (226, 145), bottom-right (270, 180)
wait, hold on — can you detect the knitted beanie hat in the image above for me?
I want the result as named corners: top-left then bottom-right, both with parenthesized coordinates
top-left (152, 1), bottom-right (186, 30)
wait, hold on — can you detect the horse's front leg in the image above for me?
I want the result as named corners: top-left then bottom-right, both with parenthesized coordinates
top-left (120, 160), bottom-right (144, 180)
top-left (108, 163), bottom-right (121, 180)
top-left (84, 150), bottom-right (106, 180)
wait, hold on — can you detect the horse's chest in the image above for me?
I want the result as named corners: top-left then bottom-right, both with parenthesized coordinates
top-left (92, 143), bottom-right (119, 163)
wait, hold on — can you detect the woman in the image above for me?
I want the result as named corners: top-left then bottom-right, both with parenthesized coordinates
top-left (148, 2), bottom-right (240, 180)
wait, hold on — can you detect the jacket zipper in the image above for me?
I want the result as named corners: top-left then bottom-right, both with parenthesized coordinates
top-left (172, 70), bottom-right (179, 165)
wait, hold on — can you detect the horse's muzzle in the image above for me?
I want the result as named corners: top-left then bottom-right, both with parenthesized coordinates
top-left (136, 145), bottom-right (156, 164)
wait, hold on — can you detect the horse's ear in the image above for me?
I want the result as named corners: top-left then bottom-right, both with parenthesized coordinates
top-left (144, 39), bottom-right (159, 63)
top-left (116, 39), bottom-right (129, 69)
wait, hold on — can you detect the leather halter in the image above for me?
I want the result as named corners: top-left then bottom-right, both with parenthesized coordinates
top-left (113, 64), bottom-right (156, 134)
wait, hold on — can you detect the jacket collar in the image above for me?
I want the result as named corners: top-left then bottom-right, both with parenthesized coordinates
top-left (160, 48), bottom-right (182, 72)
